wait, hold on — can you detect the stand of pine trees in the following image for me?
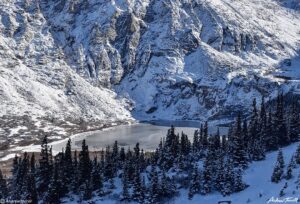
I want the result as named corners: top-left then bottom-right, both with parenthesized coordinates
top-left (0, 94), bottom-right (299, 203)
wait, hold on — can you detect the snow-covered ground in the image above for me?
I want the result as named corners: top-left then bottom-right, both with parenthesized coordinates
top-left (176, 142), bottom-right (300, 204)
top-left (59, 142), bottom-right (300, 204)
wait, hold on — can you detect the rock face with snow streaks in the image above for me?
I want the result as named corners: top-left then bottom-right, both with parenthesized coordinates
top-left (0, 0), bottom-right (300, 124)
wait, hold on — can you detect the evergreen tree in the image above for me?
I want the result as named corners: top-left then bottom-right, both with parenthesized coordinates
top-left (161, 126), bottom-right (179, 169)
top-left (271, 150), bottom-right (285, 183)
top-left (64, 139), bottom-right (73, 191)
top-left (45, 164), bottom-right (61, 204)
top-left (24, 174), bottom-right (38, 204)
top-left (112, 141), bottom-right (120, 171)
top-left (91, 157), bottom-right (103, 194)
top-left (149, 166), bottom-right (159, 203)
top-left (288, 99), bottom-right (300, 142)
top-left (295, 144), bottom-right (300, 165)
top-left (188, 166), bottom-right (201, 199)
top-left (285, 155), bottom-right (295, 180)
top-left (252, 137), bottom-right (266, 161)
top-left (232, 168), bottom-right (246, 192)
top-left (78, 139), bottom-right (92, 185)
top-left (192, 130), bottom-right (200, 154)
top-left (0, 169), bottom-right (8, 199)
top-left (203, 121), bottom-right (209, 148)
top-left (71, 150), bottom-right (80, 192)
top-left (274, 93), bottom-right (289, 146)
top-left (296, 170), bottom-right (300, 189)
top-left (83, 180), bottom-right (93, 201)
top-left (247, 98), bottom-right (266, 161)
top-left (279, 182), bottom-right (288, 197)
top-left (160, 169), bottom-right (177, 198)
top-left (37, 135), bottom-right (52, 196)
top-left (10, 155), bottom-right (20, 199)
top-left (104, 145), bottom-right (115, 180)
top-left (220, 159), bottom-right (234, 196)
top-left (201, 154), bottom-right (213, 195)
top-left (120, 147), bottom-right (126, 163)
top-left (16, 152), bottom-right (30, 200)
top-left (248, 98), bottom-right (259, 160)
top-left (231, 114), bottom-right (248, 168)
top-left (132, 166), bottom-right (144, 203)
top-left (265, 109), bottom-right (277, 151)
top-left (30, 154), bottom-right (36, 175)
top-left (121, 167), bottom-right (130, 202)
top-left (259, 96), bottom-right (267, 151)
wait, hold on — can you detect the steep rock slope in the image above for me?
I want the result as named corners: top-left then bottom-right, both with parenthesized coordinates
top-left (40, 0), bottom-right (300, 120)
top-left (0, 0), bottom-right (132, 148)
top-left (0, 0), bottom-right (300, 125)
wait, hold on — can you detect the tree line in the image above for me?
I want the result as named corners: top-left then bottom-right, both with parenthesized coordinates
top-left (0, 93), bottom-right (299, 203)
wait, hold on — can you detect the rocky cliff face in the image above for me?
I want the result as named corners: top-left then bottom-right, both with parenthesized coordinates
top-left (0, 0), bottom-right (300, 124)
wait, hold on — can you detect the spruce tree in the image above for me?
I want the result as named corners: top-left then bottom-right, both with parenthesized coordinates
top-left (161, 126), bottom-right (178, 169)
top-left (64, 138), bottom-right (73, 191)
top-left (71, 150), bottom-right (80, 192)
top-left (91, 157), bottom-right (103, 194)
top-left (45, 164), bottom-right (61, 204)
top-left (259, 96), bottom-right (267, 152)
top-left (188, 166), bottom-right (201, 199)
top-left (83, 180), bottom-right (93, 200)
top-left (18, 152), bottom-right (30, 200)
top-left (271, 150), bottom-right (285, 183)
top-left (289, 99), bottom-right (300, 142)
top-left (274, 93), bottom-right (289, 146)
top-left (121, 167), bottom-right (130, 202)
top-left (0, 169), bottom-right (8, 199)
top-left (10, 155), bottom-right (20, 199)
top-left (285, 155), bottom-right (295, 180)
top-left (215, 155), bottom-right (225, 192)
top-left (295, 144), bottom-right (300, 165)
top-left (132, 166), bottom-right (144, 203)
top-left (30, 154), bottom-right (36, 175)
top-left (112, 141), bottom-right (120, 171)
top-left (201, 156), bottom-right (213, 195)
top-left (221, 159), bottom-right (234, 196)
top-left (233, 168), bottom-right (246, 192)
top-left (192, 130), bottom-right (200, 154)
top-left (149, 166), bottom-right (159, 203)
top-left (78, 139), bottom-right (91, 185)
top-left (265, 109), bottom-right (277, 151)
top-left (296, 170), bottom-right (300, 189)
top-left (120, 147), bottom-right (126, 163)
top-left (24, 174), bottom-right (38, 204)
top-left (231, 114), bottom-right (248, 168)
top-left (37, 135), bottom-right (51, 195)
top-left (248, 98), bottom-right (259, 160)
top-left (279, 182), bottom-right (288, 197)
top-left (203, 121), bottom-right (209, 148)
top-left (160, 169), bottom-right (177, 198)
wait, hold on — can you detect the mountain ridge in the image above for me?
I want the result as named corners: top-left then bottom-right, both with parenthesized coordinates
top-left (0, 0), bottom-right (299, 144)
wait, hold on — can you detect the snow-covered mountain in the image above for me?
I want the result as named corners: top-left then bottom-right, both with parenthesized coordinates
top-left (0, 0), bottom-right (300, 135)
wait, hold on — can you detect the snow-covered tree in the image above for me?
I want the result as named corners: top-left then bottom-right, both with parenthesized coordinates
top-left (188, 166), bottom-right (201, 199)
top-left (271, 150), bottom-right (285, 183)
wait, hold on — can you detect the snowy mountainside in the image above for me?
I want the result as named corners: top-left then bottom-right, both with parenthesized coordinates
top-left (40, 0), bottom-right (300, 120)
top-left (0, 0), bottom-right (300, 141)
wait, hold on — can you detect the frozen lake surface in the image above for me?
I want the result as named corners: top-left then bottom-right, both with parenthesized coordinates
top-left (73, 120), bottom-right (228, 151)
top-left (8, 120), bottom-right (228, 157)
